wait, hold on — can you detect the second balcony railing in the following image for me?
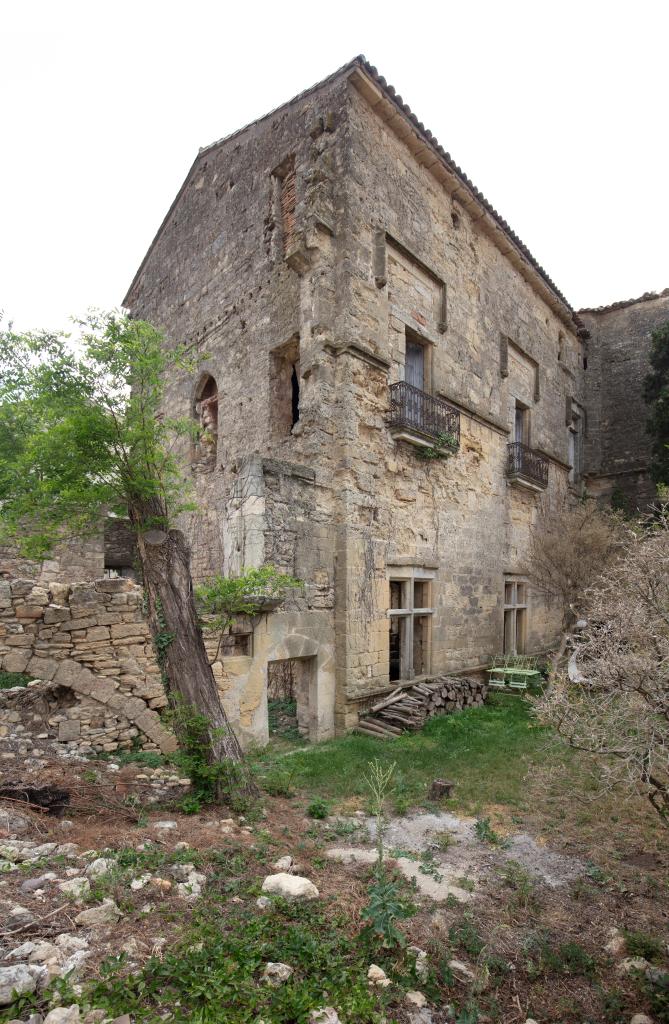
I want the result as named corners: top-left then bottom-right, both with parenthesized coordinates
top-left (507, 442), bottom-right (549, 489)
top-left (388, 381), bottom-right (460, 445)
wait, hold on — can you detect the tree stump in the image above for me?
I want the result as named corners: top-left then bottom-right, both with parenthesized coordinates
top-left (429, 779), bottom-right (455, 800)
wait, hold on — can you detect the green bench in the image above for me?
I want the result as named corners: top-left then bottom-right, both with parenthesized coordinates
top-left (487, 655), bottom-right (542, 692)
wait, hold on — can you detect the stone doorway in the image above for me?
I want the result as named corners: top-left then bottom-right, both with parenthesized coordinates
top-left (267, 656), bottom-right (316, 741)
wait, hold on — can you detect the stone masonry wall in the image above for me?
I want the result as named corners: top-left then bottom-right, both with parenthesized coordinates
top-left (120, 60), bottom-right (658, 740)
top-left (0, 576), bottom-right (176, 755)
top-left (581, 289), bottom-right (669, 510)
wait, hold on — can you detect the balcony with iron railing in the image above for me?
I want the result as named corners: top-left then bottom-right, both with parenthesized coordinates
top-left (506, 442), bottom-right (549, 490)
top-left (388, 381), bottom-right (461, 451)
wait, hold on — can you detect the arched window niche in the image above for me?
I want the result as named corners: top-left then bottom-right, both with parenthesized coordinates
top-left (192, 373), bottom-right (219, 471)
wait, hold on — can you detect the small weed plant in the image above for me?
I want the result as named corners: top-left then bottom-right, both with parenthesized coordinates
top-left (474, 817), bottom-right (508, 847)
top-left (306, 797), bottom-right (329, 820)
top-left (360, 759), bottom-right (414, 948)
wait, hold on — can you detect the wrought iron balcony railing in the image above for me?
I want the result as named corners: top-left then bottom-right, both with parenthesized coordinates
top-left (507, 442), bottom-right (549, 489)
top-left (388, 381), bottom-right (460, 446)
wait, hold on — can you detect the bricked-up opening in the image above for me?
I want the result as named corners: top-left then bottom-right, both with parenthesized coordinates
top-left (279, 162), bottom-right (296, 256)
top-left (193, 374), bottom-right (219, 469)
top-left (270, 336), bottom-right (301, 437)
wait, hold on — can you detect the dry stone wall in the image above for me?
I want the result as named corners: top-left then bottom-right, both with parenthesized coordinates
top-left (0, 576), bottom-right (176, 755)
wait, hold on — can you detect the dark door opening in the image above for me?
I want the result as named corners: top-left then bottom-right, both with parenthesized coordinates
top-left (267, 656), bottom-right (317, 741)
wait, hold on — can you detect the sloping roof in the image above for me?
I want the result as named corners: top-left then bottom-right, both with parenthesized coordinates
top-left (578, 287), bottom-right (669, 315)
top-left (124, 55), bottom-right (581, 323)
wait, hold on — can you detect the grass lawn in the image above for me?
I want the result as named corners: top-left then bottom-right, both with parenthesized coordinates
top-left (253, 694), bottom-right (562, 816)
top-left (252, 694), bottom-right (667, 866)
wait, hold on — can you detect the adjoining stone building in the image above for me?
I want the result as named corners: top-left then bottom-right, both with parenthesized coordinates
top-left (4, 58), bottom-right (665, 752)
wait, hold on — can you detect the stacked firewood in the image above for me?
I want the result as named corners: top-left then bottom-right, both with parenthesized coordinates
top-left (356, 675), bottom-right (487, 738)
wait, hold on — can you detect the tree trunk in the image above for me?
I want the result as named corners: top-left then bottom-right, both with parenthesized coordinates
top-left (131, 506), bottom-right (256, 798)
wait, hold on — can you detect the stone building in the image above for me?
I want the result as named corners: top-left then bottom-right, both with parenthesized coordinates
top-left (4, 58), bottom-right (664, 753)
top-left (580, 288), bottom-right (669, 510)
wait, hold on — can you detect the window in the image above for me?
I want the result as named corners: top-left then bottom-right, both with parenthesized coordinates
top-left (503, 580), bottom-right (527, 655)
top-left (193, 374), bottom-right (219, 469)
top-left (270, 336), bottom-right (300, 437)
top-left (568, 403), bottom-right (583, 484)
top-left (388, 570), bottom-right (433, 681)
top-left (558, 332), bottom-right (565, 363)
top-left (404, 332), bottom-right (427, 391)
top-left (514, 401), bottom-right (530, 445)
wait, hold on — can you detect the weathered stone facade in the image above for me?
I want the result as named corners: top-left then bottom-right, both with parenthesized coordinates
top-left (580, 289), bottom-right (669, 510)
top-left (120, 56), bottom-right (601, 742)
top-left (7, 59), bottom-right (665, 750)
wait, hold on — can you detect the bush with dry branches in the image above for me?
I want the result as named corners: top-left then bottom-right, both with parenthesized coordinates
top-left (533, 514), bottom-right (669, 825)
top-left (529, 497), bottom-right (625, 630)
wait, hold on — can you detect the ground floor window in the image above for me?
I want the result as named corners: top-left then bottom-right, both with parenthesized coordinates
top-left (503, 578), bottom-right (527, 654)
top-left (388, 570), bottom-right (434, 681)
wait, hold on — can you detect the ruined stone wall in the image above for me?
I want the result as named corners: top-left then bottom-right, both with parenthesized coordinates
top-left (581, 289), bottom-right (669, 510)
top-left (0, 577), bottom-right (174, 754)
top-left (0, 572), bottom-right (292, 754)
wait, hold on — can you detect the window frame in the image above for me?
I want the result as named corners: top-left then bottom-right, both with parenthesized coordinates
top-left (503, 578), bottom-right (528, 655)
top-left (387, 567), bottom-right (434, 681)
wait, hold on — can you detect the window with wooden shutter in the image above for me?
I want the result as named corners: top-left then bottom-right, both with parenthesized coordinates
top-left (280, 165), bottom-right (296, 256)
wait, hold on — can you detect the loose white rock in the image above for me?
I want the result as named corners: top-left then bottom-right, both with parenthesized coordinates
top-left (261, 872), bottom-right (319, 901)
top-left (0, 964), bottom-right (37, 1006)
top-left (43, 1006), bottom-right (81, 1023)
top-left (130, 873), bottom-right (152, 891)
top-left (256, 895), bottom-right (272, 910)
top-left (261, 962), bottom-right (294, 986)
top-left (55, 934), bottom-right (89, 953)
top-left (74, 898), bottom-right (122, 927)
top-left (406, 991), bottom-right (427, 1008)
top-left (6, 940), bottom-right (38, 960)
top-left (408, 945), bottom-right (429, 979)
top-left (604, 927), bottom-right (627, 956)
top-left (309, 1009), bottom-right (341, 1024)
top-left (448, 959), bottom-right (476, 983)
top-left (169, 862), bottom-right (196, 881)
top-left (85, 858), bottom-right (114, 879)
top-left (617, 957), bottom-right (651, 977)
top-left (272, 855), bottom-right (294, 872)
top-left (55, 844), bottom-right (80, 858)
top-left (59, 877), bottom-right (91, 900)
top-left (152, 820), bottom-right (178, 831)
top-left (176, 870), bottom-right (207, 902)
top-left (367, 964), bottom-right (391, 988)
top-left (630, 1016), bottom-right (653, 1024)
top-left (29, 941), bottom-right (61, 964)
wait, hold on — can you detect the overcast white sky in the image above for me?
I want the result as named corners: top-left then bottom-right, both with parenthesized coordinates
top-left (2, 0), bottom-right (667, 332)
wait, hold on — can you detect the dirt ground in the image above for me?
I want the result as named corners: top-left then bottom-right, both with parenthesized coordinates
top-left (1, 750), bottom-right (667, 1024)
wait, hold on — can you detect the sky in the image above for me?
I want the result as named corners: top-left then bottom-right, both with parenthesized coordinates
top-left (2, 0), bottom-right (667, 333)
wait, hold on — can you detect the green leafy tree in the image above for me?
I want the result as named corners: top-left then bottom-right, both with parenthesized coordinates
top-left (643, 319), bottom-right (669, 485)
top-left (0, 312), bottom-right (251, 790)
